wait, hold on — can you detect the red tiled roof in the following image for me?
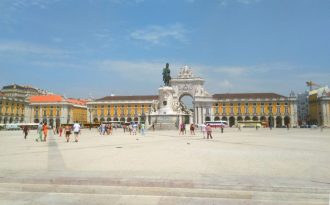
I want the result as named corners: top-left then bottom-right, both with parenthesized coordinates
top-left (96, 95), bottom-right (159, 101)
top-left (212, 93), bottom-right (286, 100)
top-left (30, 95), bottom-right (63, 103)
top-left (67, 98), bottom-right (86, 106)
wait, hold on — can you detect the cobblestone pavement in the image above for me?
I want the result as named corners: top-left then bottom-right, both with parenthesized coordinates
top-left (0, 128), bottom-right (329, 204)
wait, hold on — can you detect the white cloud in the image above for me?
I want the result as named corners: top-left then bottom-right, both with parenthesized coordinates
top-left (213, 66), bottom-right (248, 75)
top-left (130, 23), bottom-right (188, 45)
top-left (0, 41), bottom-right (68, 57)
top-left (218, 0), bottom-right (261, 6)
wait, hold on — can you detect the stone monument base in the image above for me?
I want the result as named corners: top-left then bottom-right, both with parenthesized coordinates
top-left (148, 114), bottom-right (182, 130)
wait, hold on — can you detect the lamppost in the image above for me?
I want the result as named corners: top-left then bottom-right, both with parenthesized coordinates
top-left (88, 107), bottom-right (93, 130)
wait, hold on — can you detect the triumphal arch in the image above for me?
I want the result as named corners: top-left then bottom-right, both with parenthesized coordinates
top-left (170, 65), bottom-right (213, 125)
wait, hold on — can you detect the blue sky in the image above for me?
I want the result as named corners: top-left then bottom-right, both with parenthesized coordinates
top-left (0, 0), bottom-right (329, 98)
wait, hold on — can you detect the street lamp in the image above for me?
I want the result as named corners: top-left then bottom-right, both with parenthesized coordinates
top-left (88, 107), bottom-right (93, 130)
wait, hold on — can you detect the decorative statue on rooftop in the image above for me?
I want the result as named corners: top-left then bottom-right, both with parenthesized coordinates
top-left (162, 63), bottom-right (171, 86)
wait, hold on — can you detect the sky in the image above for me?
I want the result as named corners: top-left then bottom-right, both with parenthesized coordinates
top-left (0, 0), bottom-right (329, 99)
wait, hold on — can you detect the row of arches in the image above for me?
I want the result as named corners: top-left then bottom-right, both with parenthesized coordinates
top-left (0, 116), bottom-right (24, 124)
top-left (34, 118), bottom-right (61, 128)
top-left (205, 116), bottom-right (291, 127)
top-left (93, 116), bottom-right (146, 123)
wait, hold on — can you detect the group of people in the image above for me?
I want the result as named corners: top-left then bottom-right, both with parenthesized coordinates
top-left (24, 122), bottom-right (81, 143)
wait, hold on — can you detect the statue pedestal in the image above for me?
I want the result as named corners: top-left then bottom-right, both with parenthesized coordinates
top-left (147, 86), bottom-right (185, 130)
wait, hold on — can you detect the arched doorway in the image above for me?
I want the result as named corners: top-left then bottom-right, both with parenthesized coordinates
top-left (284, 116), bottom-right (290, 126)
top-left (276, 116), bottom-right (282, 128)
top-left (100, 118), bottom-right (105, 123)
top-left (252, 116), bottom-right (258, 121)
top-left (34, 119), bottom-right (39, 123)
top-left (214, 116), bottom-right (220, 121)
top-left (15, 117), bottom-right (19, 123)
top-left (4, 117), bottom-right (8, 124)
top-left (140, 115), bottom-right (146, 123)
top-left (245, 116), bottom-right (251, 121)
top-left (9, 117), bottom-right (13, 123)
top-left (221, 116), bottom-right (227, 121)
top-left (268, 116), bottom-right (274, 127)
top-left (120, 117), bottom-right (125, 123)
top-left (260, 116), bottom-right (266, 122)
top-left (134, 117), bottom-right (138, 122)
top-left (56, 118), bottom-right (60, 128)
top-left (229, 116), bottom-right (235, 127)
top-left (179, 94), bottom-right (194, 124)
top-left (237, 116), bottom-right (243, 122)
top-left (113, 117), bottom-right (118, 121)
top-left (107, 117), bottom-right (111, 122)
top-left (93, 118), bottom-right (99, 123)
top-left (127, 117), bottom-right (132, 122)
top-left (205, 116), bottom-right (210, 121)
top-left (49, 118), bottom-right (54, 127)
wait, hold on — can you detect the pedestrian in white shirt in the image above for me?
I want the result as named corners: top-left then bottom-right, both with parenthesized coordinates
top-left (73, 122), bottom-right (81, 142)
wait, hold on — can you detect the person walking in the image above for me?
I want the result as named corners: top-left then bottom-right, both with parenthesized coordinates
top-left (65, 124), bottom-right (71, 142)
top-left (36, 122), bottom-right (43, 142)
top-left (73, 122), bottom-right (81, 142)
top-left (59, 126), bottom-right (63, 137)
top-left (206, 124), bottom-right (213, 139)
top-left (43, 122), bottom-right (48, 142)
top-left (152, 123), bottom-right (155, 131)
top-left (132, 123), bottom-right (137, 135)
top-left (221, 125), bottom-right (224, 134)
top-left (23, 125), bottom-right (29, 139)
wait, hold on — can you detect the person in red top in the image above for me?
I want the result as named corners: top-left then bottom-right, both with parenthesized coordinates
top-left (59, 126), bottom-right (63, 137)
top-left (206, 124), bottom-right (213, 139)
top-left (43, 122), bottom-right (48, 142)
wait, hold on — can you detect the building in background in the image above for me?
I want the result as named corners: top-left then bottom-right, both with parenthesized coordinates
top-left (86, 95), bottom-right (158, 124)
top-left (308, 86), bottom-right (330, 127)
top-left (1, 84), bottom-right (51, 99)
top-left (297, 91), bottom-right (309, 126)
top-left (27, 95), bottom-right (87, 128)
top-left (0, 91), bottom-right (28, 124)
top-left (210, 92), bottom-right (297, 128)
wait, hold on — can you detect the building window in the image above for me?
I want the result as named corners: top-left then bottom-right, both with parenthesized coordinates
top-left (285, 106), bottom-right (289, 114)
top-left (277, 106), bottom-right (280, 114)
top-left (261, 106), bottom-right (265, 114)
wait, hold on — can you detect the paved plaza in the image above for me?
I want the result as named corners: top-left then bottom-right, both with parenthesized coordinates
top-left (0, 127), bottom-right (330, 204)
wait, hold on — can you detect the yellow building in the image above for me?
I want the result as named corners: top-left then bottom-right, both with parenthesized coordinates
top-left (28, 95), bottom-right (87, 127)
top-left (210, 93), bottom-right (297, 127)
top-left (0, 92), bottom-right (27, 124)
top-left (87, 95), bottom-right (158, 124)
top-left (308, 88), bottom-right (330, 127)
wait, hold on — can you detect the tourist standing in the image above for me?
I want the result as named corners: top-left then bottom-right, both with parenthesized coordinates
top-left (132, 123), bottom-right (137, 135)
top-left (152, 122), bottom-right (155, 131)
top-left (43, 122), bottom-right (48, 142)
top-left (179, 123), bottom-right (185, 135)
top-left (190, 124), bottom-right (195, 135)
top-left (206, 124), bottom-right (213, 139)
top-left (221, 125), bottom-right (224, 133)
top-left (36, 122), bottom-right (43, 142)
top-left (73, 122), bottom-right (81, 142)
top-left (23, 125), bottom-right (29, 139)
top-left (141, 123), bottom-right (145, 136)
top-left (201, 123), bottom-right (206, 138)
